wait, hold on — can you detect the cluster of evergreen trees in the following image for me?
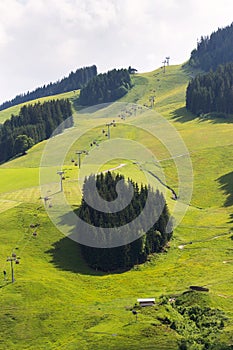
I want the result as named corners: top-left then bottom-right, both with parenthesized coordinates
top-left (0, 65), bottom-right (97, 111)
top-left (0, 99), bottom-right (73, 163)
top-left (78, 68), bottom-right (132, 105)
top-left (186, 63), bottom-right (233, 115)
top-left (189, 23), bottom-right (233, 71)
top-left (78, 172), bottom-right (172, 271)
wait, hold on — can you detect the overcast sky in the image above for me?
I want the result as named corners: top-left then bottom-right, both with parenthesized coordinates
top-left (0, 0), bottom-right (232, 103)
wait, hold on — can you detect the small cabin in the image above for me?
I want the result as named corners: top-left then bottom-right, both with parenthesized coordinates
top-left (137, 298), bottom-right (155, 307)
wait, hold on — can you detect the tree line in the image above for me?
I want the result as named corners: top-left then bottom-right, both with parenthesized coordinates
top-left (188, 22), bottom-right (233, 71)
top-left (0, 99), bottom-right (73, 163)
top-left (186, 62), bottom-right (233, 115)
top-left (78, 68), bottom-right (132, 105)
top-left (77, 172), bottom-right (172, 271)
top-left (0, 65), bottom-right (97, 111)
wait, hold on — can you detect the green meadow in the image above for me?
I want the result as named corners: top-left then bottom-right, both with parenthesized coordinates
top-left (0, 64), bottom-right (233, 349)
top-left (0, 90), bottom-right (79, 124)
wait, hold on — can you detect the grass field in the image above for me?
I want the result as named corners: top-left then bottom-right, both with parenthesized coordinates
top-left (0, 90), bottom-right (79, 124)
top-left (0, 64), bottom-right (233, 349)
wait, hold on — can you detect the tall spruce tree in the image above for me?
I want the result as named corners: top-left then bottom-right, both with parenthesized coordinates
top-left (188, 23), bottom-right (233, 71)
top-left (0, 99), bottom-right (73, 163)
top-left (79, 68), bottom-right (132, 106)
top-left (77, 172), bottom-right (172, 271)
top-left (186, 62), bottom-right (233, 116)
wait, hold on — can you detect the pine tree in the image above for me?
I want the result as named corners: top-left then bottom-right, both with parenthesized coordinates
top-left (79, 68), bottom-right (132, 106)
top-left (77, 172), bottom-right (173, 271)
top-left (0, 99), bottom-right (73, 163)
top-left (186, 62), bottom-right (233, 116)
top-left (0, 65), bottom-right (97, 111)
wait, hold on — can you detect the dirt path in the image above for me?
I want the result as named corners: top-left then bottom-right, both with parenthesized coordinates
top-left (157, 153), bottom-right (191, 162)
top-left (178, 232), bottom-right (231, 249)
top-left (102, 163), bottom-right (126, 173)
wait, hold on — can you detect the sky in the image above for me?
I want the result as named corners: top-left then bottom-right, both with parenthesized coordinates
top-left (0, 0), bottom-right (232, 103)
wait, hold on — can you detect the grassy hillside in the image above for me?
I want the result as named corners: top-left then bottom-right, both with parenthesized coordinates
top-left (0, 90), bottom-right (79, 124)
top-left (0, 64), bottom-right (233, 349)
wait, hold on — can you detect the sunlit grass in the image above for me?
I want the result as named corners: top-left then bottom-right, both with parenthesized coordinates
top-left (0, 90), bottom-right (79, 123)
top-left (0, 64), bottom-right (233, 349)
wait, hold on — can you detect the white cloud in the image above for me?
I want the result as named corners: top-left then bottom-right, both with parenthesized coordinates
top-left (0, 0), bottom-right (232, 102)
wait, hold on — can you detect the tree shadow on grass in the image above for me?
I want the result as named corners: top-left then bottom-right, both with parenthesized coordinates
top-left (217, 171), bottom-right (233, 207)
top-left (46, 234), bottom-right (133, 276)
top-left (45, 235), bottom-right (108, 276)
top-left (172, 107), bottom-right (233, 124)
top-left (71, 99), bottom-right (115, 115)
top-left (217, 173), bottom-right (233, 241)
top-left (171, 106), bottom-right (196, 123)
top-left (45, 202), bottom-right (141, 276)
top-left (45, 210), bottom-right (130, 276)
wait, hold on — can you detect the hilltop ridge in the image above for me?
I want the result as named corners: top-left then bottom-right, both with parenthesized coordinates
top-left (0, 62), bottom-right (233, 349)
top-left (0, 65), bottom-right (97, 111)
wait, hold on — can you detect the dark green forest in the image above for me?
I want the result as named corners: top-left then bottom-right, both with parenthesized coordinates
top-left (0, 65), bottom-right (97, 111)
top-left (78, 172), bottom-right (172, 271)
top-left (0, 99), bottom-right (73, 163)
top-left (78, 68), bottom-right (132, 105)
top-left (188, 22), bottom-right (233, 71)
top-left (186, 62), bottom-right (233, 115)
